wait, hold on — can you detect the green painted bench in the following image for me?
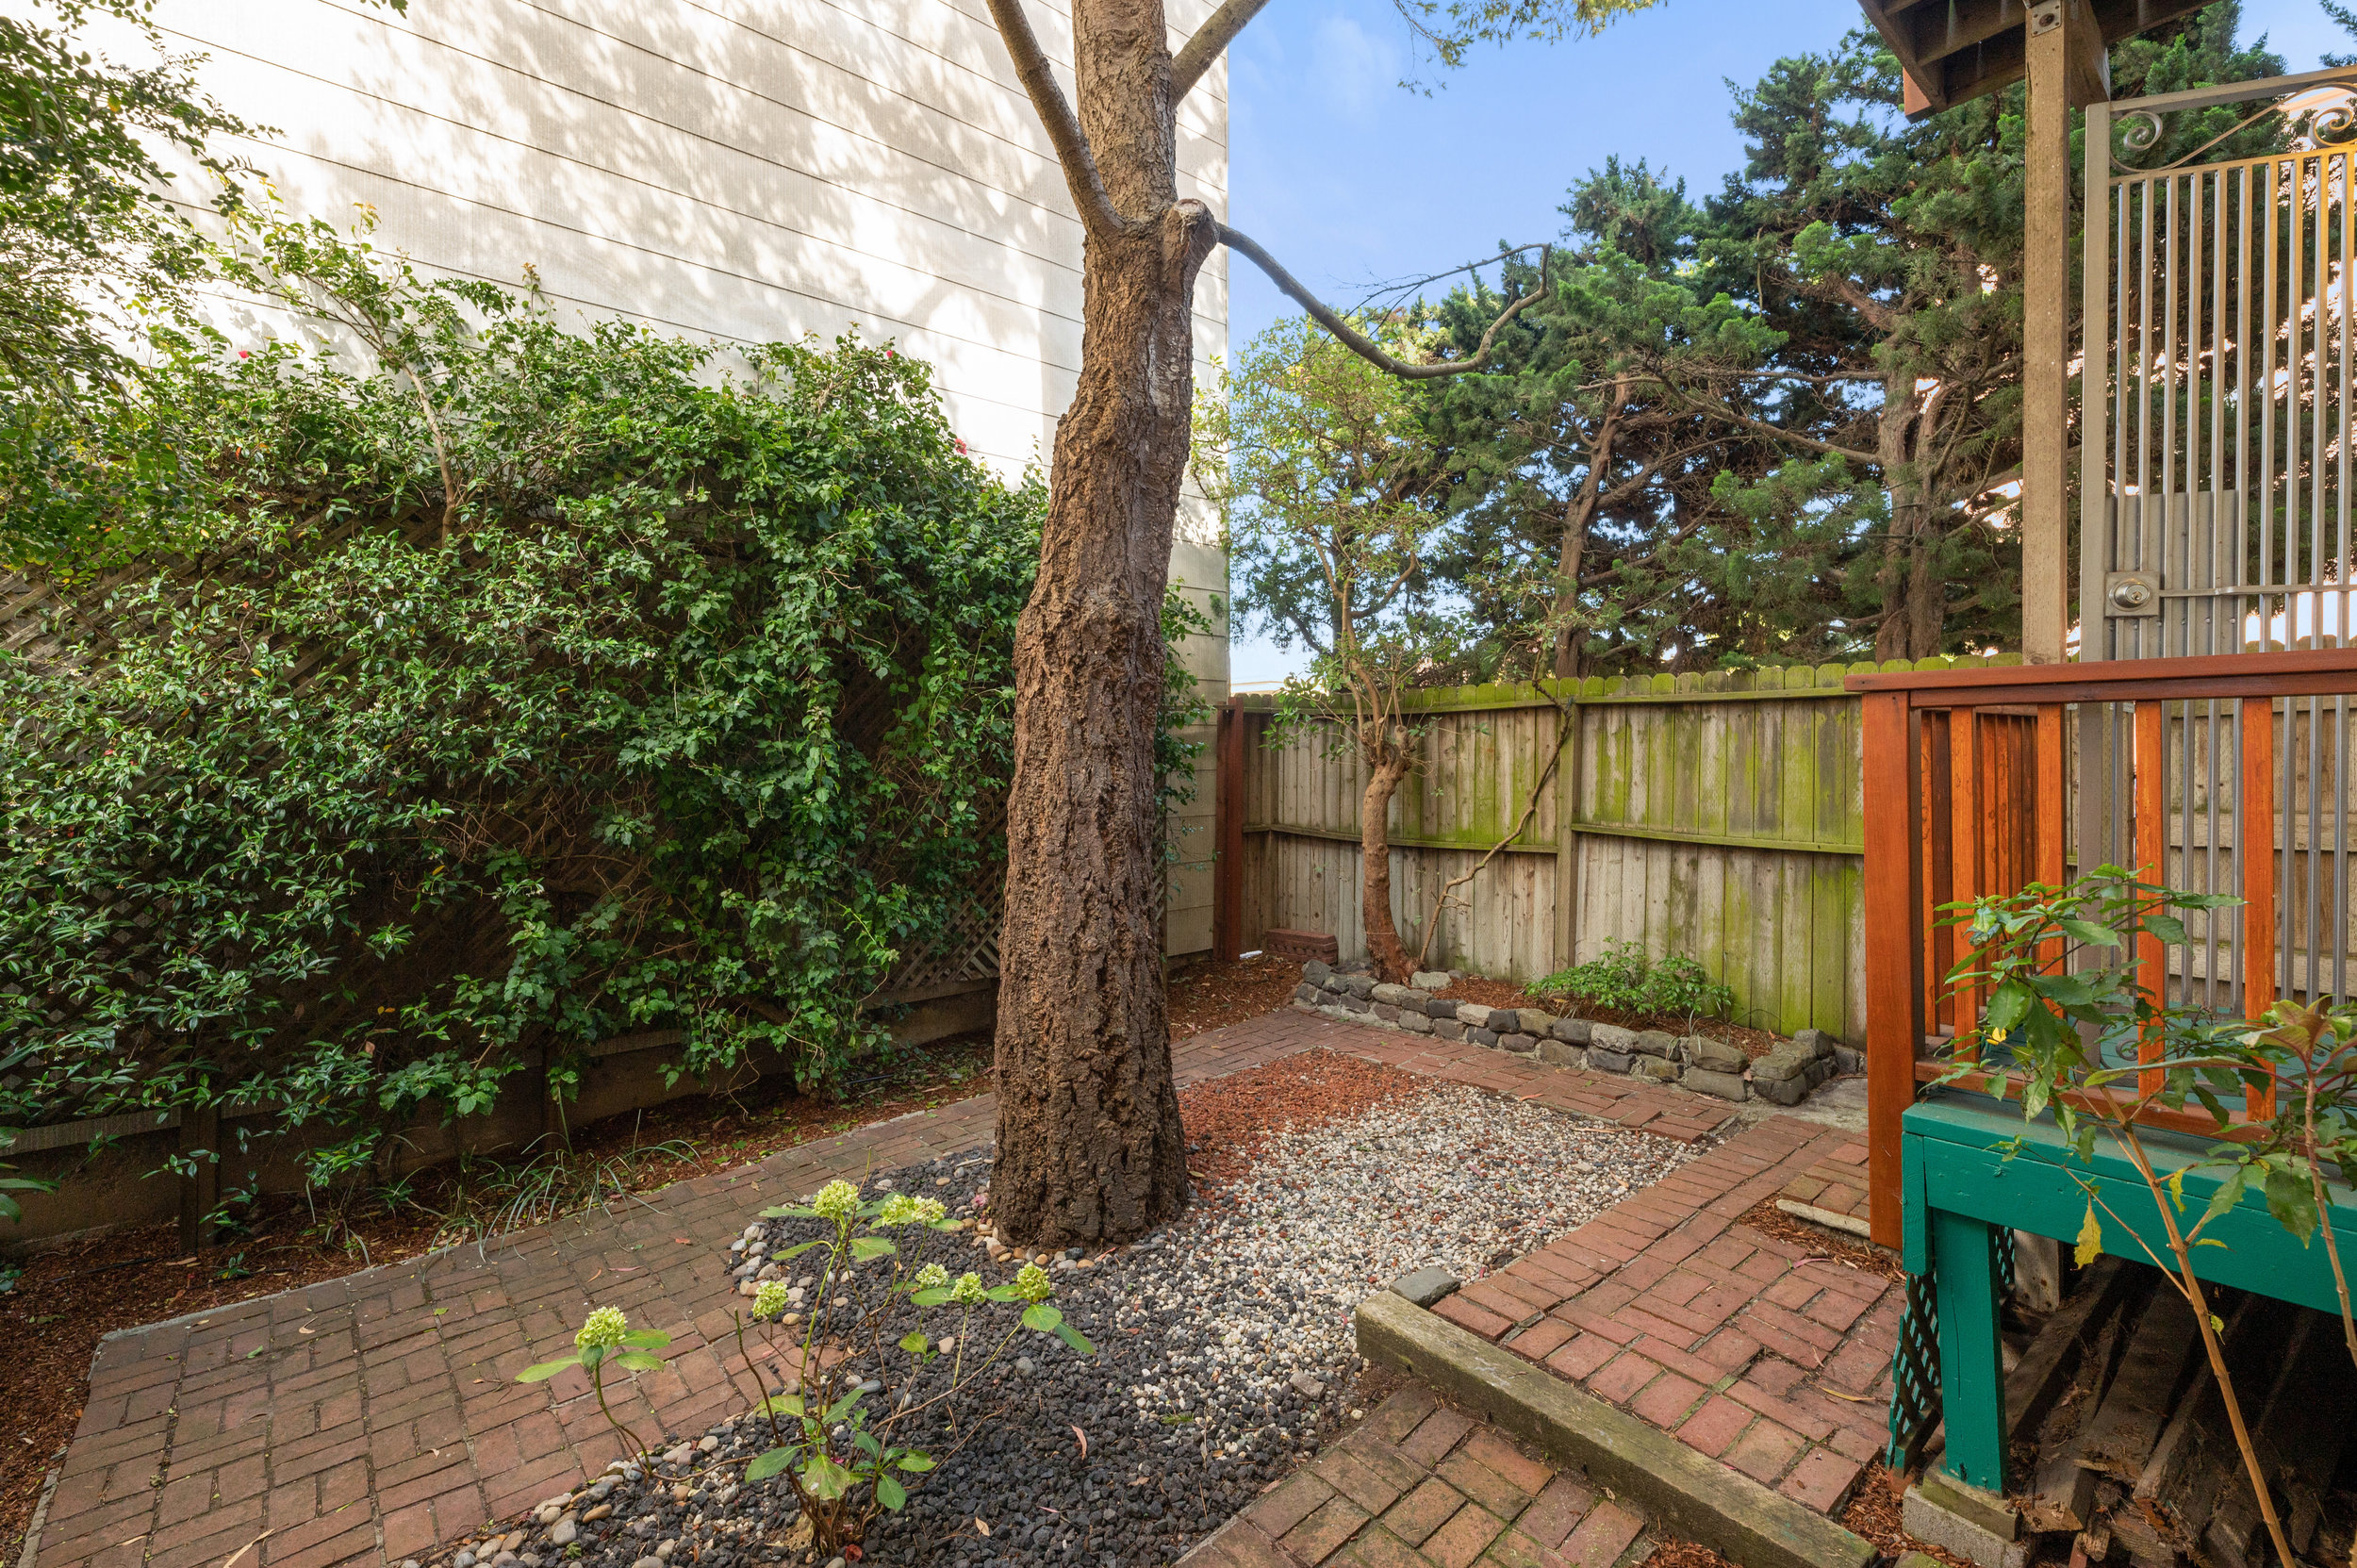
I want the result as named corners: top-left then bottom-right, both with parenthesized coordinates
top-left (1898, 1091), bottom-right (2356, 1492)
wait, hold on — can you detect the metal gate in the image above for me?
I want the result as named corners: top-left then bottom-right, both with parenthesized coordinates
top-left (2079, 68), bottom-right (2357, 1007)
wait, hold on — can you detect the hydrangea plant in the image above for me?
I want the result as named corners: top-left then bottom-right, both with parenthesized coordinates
top-left (516, 1307), bottom-right (673, 1461)
top-left (727, 1180), bottom-right (1091, 1553)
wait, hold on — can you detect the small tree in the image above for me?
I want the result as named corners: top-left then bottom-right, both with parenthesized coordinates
top-left (1197, 316), bottom-right (1525, 982)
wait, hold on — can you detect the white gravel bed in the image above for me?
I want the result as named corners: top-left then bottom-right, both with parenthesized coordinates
top-left (425, 1079), bottom-right (1701, 1568)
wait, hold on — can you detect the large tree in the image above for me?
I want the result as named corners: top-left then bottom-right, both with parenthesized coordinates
top-left (979, 0), bottom-right (1653, 1245)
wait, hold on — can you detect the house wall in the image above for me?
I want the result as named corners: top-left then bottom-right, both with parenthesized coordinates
top-left (142, 0), bottom-right (1232, 955)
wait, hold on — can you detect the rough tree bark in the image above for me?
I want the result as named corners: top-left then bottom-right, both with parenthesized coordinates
top-left (981, 0), bottom-right (1565, 1246)
top-left (1358, 742), bottom-right (1415, 981)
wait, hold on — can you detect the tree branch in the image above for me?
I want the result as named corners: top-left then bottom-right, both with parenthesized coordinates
top-left (1218, 222), bottom-right (1548, 380)
top-left (1170, 0), bottom-right (1273, 101)
top-left (983, 0), bottom-right (1128, 237)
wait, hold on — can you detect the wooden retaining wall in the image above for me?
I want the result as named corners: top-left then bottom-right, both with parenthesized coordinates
top-left (1226, 660), bottom-right (2025, 1041)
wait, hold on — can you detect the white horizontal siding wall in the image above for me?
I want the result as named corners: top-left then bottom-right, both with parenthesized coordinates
top-left (106, 0), bottom-right (1230, 954)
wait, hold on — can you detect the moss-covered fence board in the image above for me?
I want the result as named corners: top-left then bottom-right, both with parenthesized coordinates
top-left (1236, 657), bottom-right (2024, 1042)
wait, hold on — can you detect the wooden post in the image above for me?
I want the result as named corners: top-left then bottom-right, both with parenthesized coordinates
top-left (177, 1103), bottom-right (219, 1256)
top-left (1212, 700), bottom-right (1244, 961)
top-left (1554, 686), bottom-right (1582, 975)
top-left (1931, 1208), bottom-right (2011, 1492)
top-left (2023, 0), bottom-right (2106, 664)
top-left (1864, 692), bottom-right (1923, 1248)
top-left (2241, 696), bottom-right (2277, 1117)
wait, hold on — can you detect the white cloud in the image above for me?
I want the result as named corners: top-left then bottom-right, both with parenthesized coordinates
top-left (1310, 13), bottom-right (1399, 125)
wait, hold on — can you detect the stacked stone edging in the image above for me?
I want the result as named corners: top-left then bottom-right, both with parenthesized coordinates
top-left (1290, 962), bottom-right (1860, 1107)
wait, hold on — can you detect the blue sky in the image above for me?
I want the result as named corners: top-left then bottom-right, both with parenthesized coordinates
top-left (1218, 0), bottom-right (2353, 685)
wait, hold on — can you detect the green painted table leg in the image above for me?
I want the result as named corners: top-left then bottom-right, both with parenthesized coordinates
top-left (1930, 1207), bottom-right (2006, 1491)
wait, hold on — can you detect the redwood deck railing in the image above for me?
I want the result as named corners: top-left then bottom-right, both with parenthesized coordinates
top-left (1850, 648), bottom-right (2357, 1247)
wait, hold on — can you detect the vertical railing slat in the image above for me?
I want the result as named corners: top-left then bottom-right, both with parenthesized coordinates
top-left (2136, 700), bottom-right (2168, 1096)
top-left (1951, 708), bottom-right (1982, 1054)
top-left (2244, 695), bottom-right (2279, 1121)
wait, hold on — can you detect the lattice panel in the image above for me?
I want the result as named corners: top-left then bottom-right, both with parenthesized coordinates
top-left (1887, 1267), bottom-right (1942, 1471)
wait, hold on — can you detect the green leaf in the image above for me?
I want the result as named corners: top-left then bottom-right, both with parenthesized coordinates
top-left (758, 1395), bottom-right (805, 1417)
top-left (2201, 1164), bottom-right (2253, 1230)
top-left (1054, 1323), bottom-right (1096, 1356)
top-left (849, 1236), bottom-right (897, 1263)
top-left (578, 1343), bottom-right (605, 1372)
top-left (983, 1284), bottom-right (1023, 1302)
top-left (2058, 918), bottom-right (2120, 948)
top-left (612, 1350), bottom-right (663, 1373)
top-left (2265, 1166), bottom-right (2319, 1245)
top-left (852, 1429), bottom-right (882, 1460)
top-left (516, 1356), bottom-right (580, 1383)
top-left (2144, 914), bottom-right (2188, 946)
top-left (2074, 1200), bottom-right (2104, 1267)
top-left (875, 1474), bottom-right (907, 1511)
top-left (910, 1288), bottom-right (952, 1307)
top-left (1021, 1304), bottom-right (1063, 1334)
top-left (801, 1454), bottom-right (855, 1501)
top-left (899, 1330), bottom-right (932, 1355)
top-left (897, 1453), bottom-right (937, 1473)
top-left (620, 1329), bottom-right (671, 1349)
top-left (772, 1241), bottom-right (827, 1261)
top-left (1983, 982), bottom-right (2032, 1032)
top-left (744, 1447), bottom-right (797, 1483)
top-left (759, 1206), bottom-right (820, 1221)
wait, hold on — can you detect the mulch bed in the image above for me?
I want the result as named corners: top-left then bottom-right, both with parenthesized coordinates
top-left (1841, 1464), bottom-right (1975, 1568)
top-left (1178, 1051), bottom-right (1429, 1187)
top-left (1431, 975), bottom-right (1780, 1058)
top-left (0, 1034), bottom-right (994, 1564)
top-left (1736, 1197), bottom-right (1904, 1283)
top-left (1168, 953), bottom-right (1306, 1039)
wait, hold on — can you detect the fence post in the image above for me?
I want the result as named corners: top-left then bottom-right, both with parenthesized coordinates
top-left (1213, 699), bottom-right (1244, 961)
top-left (1553, 685), bottom-right (1582, 975)
top-left (177, 1103), bottom-right (219, 1256)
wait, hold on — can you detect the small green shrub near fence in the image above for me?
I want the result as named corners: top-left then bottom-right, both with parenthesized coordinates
top-left (1534, 940), bottom-right (1735, 1026)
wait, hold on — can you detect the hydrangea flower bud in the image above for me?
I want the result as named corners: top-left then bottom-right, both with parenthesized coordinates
top-left (1015, 1263), bottom-right (1052, 1303)
top-left (752, 1279), bottom-right (791, 1319)
top-left (949, 1272), bottom-right (986, 1305)
top-left (576, 1306), bottom-right (628, 1350)
top-left (810, 1180), bottom-right (860, 1224)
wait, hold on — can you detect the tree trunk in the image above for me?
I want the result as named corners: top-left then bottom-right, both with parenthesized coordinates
top-left (990, 201), bottom-right (1217, 1247)
top-left (1872, 386), bottom-right (1946, 662)
top-left (1360, 750), bottom-right (1414, 981)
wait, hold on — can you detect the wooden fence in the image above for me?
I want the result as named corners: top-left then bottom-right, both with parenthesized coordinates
top-left (1218, 660), bottom-right (2032, 1042)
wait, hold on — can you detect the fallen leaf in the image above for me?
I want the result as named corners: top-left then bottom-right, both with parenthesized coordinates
top-left (975, 1519), bottom-right (991, 1538)
top-left (1070, 1424), bottom-right (1088, 1458)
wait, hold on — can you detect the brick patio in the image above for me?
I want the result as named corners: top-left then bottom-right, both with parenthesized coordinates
top-left (1419, 1119), bottom-right (1901, 1520)
top-left (28, 1009), bottom-right (1740, 1568)
top-left (1187, 1382), bottom-right (1656, 1568)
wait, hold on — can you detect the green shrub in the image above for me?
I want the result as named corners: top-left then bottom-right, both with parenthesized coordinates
top-left (0, 224), bottom-right (1194, 1191)
top-left (1534, 939), bottom-right (1734, 1022)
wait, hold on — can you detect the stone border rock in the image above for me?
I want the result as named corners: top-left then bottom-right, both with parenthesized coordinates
top-left (1355, 1291), bottom-right (1877, 1568)
top-left (1292, 961), bottom-right (1854, 1109)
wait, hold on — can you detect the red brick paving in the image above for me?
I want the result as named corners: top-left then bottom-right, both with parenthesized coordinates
top-left (35, 1009), bottom-right (1737, 1568)
top-left (1436, 1115), bottom-right (1899, 1518)
top-left (1195, 1383), bottom-right (1652, 1568)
